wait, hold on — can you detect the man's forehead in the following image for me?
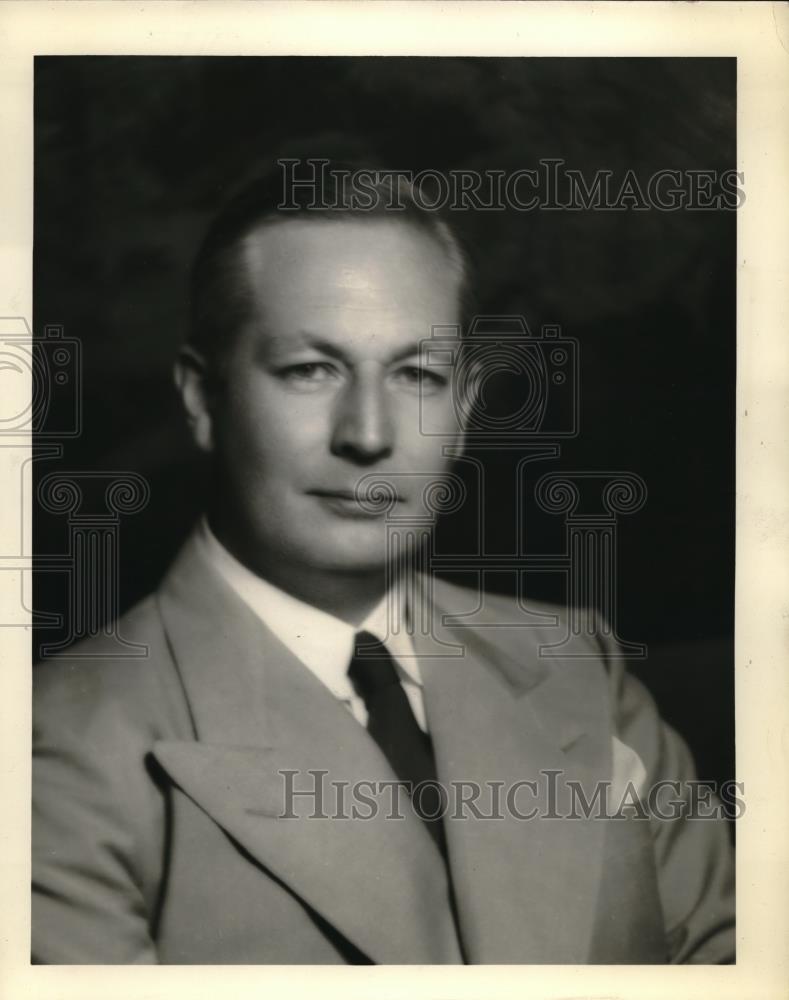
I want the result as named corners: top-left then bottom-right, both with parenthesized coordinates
top-left (240, 215), bottom-right (461, 287)
top-left (236, 216), bottom-right (463, 349)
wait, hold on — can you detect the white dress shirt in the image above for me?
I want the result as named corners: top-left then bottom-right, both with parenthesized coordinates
top-left (197, 519), bottom-right (427, 731)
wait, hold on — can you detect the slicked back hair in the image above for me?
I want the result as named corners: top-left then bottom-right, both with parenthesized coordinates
top-left (187, 162), bottom-right (475, 372)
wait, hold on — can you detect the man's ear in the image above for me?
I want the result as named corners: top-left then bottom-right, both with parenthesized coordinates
top-left (174, 346), bottom-right (215, 453)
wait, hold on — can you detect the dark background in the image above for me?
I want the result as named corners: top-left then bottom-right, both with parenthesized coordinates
top-left (34, 57), bottom-right (735, 792)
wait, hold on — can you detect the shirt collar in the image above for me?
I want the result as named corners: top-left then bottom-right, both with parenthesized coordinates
top-left (196, 518), bottom-right (421, 701)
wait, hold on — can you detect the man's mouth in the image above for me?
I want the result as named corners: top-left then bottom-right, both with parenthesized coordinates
top-left (306, 486), bottom-right (403, 516)
top-left (309, 487), bottom-right (402, 500)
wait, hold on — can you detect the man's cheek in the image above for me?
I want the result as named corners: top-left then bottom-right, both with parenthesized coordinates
top-left (415, 398), bottom-right (464, 441)
top-left (407, 433), bottom-right (460, 470)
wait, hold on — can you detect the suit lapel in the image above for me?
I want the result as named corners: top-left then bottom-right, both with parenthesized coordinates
top-left (154, 539), bottom-right (616, 964)
top-left (415, 582), bottom-right (610, 964)
top-left (154, 538), bottom-right (462, 964)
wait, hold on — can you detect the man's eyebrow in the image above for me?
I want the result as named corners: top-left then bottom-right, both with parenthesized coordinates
top-left (296, 334), bottom-right (430, 365)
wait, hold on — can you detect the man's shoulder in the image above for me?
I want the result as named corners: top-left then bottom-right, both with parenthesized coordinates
top-left (431, 576), bottom-right (611, 661)
top-left (429, 576), bottom-right (620, 714)
top-left (33, 591), bottom-right (188, 742)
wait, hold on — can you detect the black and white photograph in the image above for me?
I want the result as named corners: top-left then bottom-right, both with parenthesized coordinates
top-left (1, 3), bottom-right (788, 997)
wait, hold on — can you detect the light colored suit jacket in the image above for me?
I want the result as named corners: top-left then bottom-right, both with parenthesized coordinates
top-left (32, 535), bottom-right (735, 964)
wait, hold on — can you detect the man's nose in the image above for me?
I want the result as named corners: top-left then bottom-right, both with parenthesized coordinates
top-left (330, 367), bottom-right (394, 464)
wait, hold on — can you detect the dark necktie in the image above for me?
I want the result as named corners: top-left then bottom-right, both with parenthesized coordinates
top-left (348, 631), bottom-right (447, 859)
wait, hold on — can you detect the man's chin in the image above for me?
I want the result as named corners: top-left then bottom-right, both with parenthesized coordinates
top-left (301, 546), bottom-right (390, 575)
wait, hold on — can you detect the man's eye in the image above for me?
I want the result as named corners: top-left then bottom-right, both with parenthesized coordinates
top-left (392, 366), bottom-right (448, 392)
top-left (278, 362), bottom-right (339, 387)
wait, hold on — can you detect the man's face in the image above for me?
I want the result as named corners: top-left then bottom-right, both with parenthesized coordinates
top-left (193, 218), bottom-right (465, 575)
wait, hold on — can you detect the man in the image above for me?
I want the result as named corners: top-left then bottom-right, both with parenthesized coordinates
top-left (32, 167), bottom-right (735, 964)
